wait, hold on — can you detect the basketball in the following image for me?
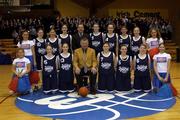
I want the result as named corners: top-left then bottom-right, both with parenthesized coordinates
top-left (78, 87), bottom-right (89, 97)
top-left (149, 48), bottom-right (159, 59)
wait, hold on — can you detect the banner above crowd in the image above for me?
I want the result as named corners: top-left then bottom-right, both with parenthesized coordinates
top-left (109, 9), bottom-right (169, 18)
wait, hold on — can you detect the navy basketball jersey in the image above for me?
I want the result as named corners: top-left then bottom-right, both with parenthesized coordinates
top-left (34, 38), bottom-right (46, 56)
top-left (104, 33), bottom-right (117, 53)
top-left (89, 32), bottom-right (103, 54)
top-left (58, 53), bottom-right (74, 91)
top-left (42, 55), bottom-right (58, 92)
top-left (59, 53), bottom-right (73, 74)
top-left (42, 55), bottom-right (57, 76)
top-left (59, 34), bottom-right (71, 48)
top-left (117, 55), bottom-right (131, 76)
top-left (46, 38), bottom-right (60, 55)
top-left (131, 36), bottom-right (143, 56)
top-left (135, 54), bottom-right (149, 76)
top-left (118, 35), bottom-right (131, 54)
top-left (99, 52), bottom-right (114, 74)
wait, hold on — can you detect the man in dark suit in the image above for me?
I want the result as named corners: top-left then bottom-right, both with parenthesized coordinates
top-left (72, 24), bottom-right (89, 51)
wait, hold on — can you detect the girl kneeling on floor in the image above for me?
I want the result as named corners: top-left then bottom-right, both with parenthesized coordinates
top-left (9, 48), bottom-right (31, 95)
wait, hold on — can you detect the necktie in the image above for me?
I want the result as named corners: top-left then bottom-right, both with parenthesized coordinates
top-left (82, 49), bottom-right (87, 73)
top-left (79, 33), bottom-right (83, 38)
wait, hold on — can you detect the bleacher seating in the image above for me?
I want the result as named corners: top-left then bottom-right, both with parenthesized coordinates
top-left (164, 40), bottom-right (179, 61)
top-left (0, 39), bottom-right (179, 65)
top-left (0, 39), bottom-right (17, 61)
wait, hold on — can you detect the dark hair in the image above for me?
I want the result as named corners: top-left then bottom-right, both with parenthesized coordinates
top-left (78, 23), bottom-right (84, 27)
top-left (48, 28), bottom-right (56, 37)
top-left (133, 26), bottom-right (140, 30)
top-left (80, 37), bottom-right (89, 42)
top-left (103, 41), bottom-right (110, 46)
top-left (132, 26), bottom-right (140, 36)
top-left (120, 44), bottom-right (128, 49)
top-left (121, 25), bottom-right (127, 29)
top-left (19, 30), bottom-right (29, 44)
top-left (16, 48), bottom-right (24, 53)
top-left (133, 26), bottom-right (140, 31)
top-left (159, 43), bottom-right (165, 48)
top-left (93, 23), bottom-right (99, 26)
top-left (140, 44), bottom-right (147, 49)
top-left (16, 48), bottom-right (25, 58)
top-left (147, 28), bottom-right (161, 40)
top-left (37, 28), bottom-right (44, 33)
top-left (62, 24), bottom-right (68, 28)
top-left (107, 23), bottom-right (115, 28)
top-left (49, 28), bottom-right (56, 33)
top-left (62, 43), bottom-right (69, 47)
top-left (45, 43), bottom-right (52, 49)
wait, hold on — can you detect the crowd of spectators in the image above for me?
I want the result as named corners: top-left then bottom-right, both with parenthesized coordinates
top-left (0, 15), bottom-right (173, 43)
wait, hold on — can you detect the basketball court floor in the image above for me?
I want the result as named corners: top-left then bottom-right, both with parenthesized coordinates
top-left (0, 63), bottom-right (180, 120)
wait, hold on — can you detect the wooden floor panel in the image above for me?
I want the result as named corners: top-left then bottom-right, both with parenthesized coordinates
top-left (0, 63), bottom-right (180, 120)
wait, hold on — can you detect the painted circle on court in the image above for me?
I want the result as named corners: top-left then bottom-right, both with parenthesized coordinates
top-left (16, 91), bottom-right (176, 120)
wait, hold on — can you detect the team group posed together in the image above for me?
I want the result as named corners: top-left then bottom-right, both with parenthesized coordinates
top-left (9, 22), bottom-right (171, 95)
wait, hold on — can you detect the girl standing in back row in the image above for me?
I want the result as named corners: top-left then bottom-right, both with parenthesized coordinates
top-left (104, 23), bottom-right (118, 55)
top-left (146, 28), bottom-right (163, 60)
top-left (34, 28), bottom-right (46, 90)
top-left (46, 28), bottom-right (61, 55)
top-left (17, 30), bottom-right (35, 69)
top-left (89, 23), bottom-right (104, 56)
top-left (58, 24), bottom-right (72, 53)
top-left (131, 27), bottom-right (145, 58)
top-left (118, 26), bottom-right (131, 55)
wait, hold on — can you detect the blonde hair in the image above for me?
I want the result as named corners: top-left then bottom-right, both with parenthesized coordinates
top-left (16, 48), bottom-right (24, 53)
top-left (16, 48), bottom-right (25, 58)
top-left (147, 28), bottom-right (161, 40)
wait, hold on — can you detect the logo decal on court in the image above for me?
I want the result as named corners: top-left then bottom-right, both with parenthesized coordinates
top-left (16, 91), bottom-right (176, 120)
